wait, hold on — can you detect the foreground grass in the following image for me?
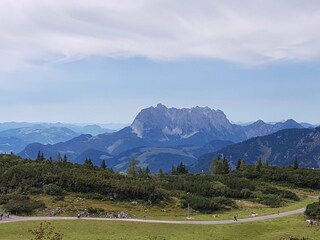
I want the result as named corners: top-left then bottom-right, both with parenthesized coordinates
top-left (0, 214), bottom-right (319, 240)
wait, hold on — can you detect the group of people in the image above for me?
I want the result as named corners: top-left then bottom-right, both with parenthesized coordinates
top-left (0, 212), bottom-right (10, 221)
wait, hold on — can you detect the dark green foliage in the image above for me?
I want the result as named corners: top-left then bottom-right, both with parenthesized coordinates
top-left (127, 157), bottom-right (138, 177)
top-left (145, 166), bottom-right (151, 175)
top-left (210, 159), bottom-right (224, 175)
top-left (243, 166), bottom-right (320, 189)
top-left (293, 157), bottom-right (299, 170)
top-left (172, 162), bottom-right (188, 175)
top-left (236, 159), bottom-right (242, 170)
top-left (53, 195), bottom-right (65, 202)
top-left (101, 159), bottom-right (106, 170)
top-left (210, 157), bottom-right (230, 175)
top-left (157, 168), bottom-right (164, 177)
top-left (87, 207), bottom-right (105, 214)
top-left (255, 158), bottom-right (262, 174)
top-left (36, 151), bottom-right (45, 161)
top-left (43, 184), bottom-right (64, 196)
top-left (0, 154), bottom-right (304, 213)
top-left (84, 158), bottom-right (93, 167)
top-left (63, 154), bottom-right (68, 163)
top-left (1, 194), bottom-right (45, 215)
top-left (222, 157), bottom-right (230, 174)
top-left (305, 202), bottom-right (320, 220)
top-left (252, 191), bottom-right (283, 208)
top-left (181, 195), bottom-right (234, 213)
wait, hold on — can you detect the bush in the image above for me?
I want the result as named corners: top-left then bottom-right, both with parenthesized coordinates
top-left (43, 184), bottom-right (65, 196)
top-left (252, 191), bottom-right (283, 208)
top-left (0, 194), bottom-right (29, 204)
top-left (4, 199), bottom-right (45, 215)
top-left (181, 195), bottom-right (234, 213)
top-left (305, 202), bottom-right (320, 220)
top-left (53, 196), bottom-right (65, 202)
top-left (87, 207), bottom-right (105, 214)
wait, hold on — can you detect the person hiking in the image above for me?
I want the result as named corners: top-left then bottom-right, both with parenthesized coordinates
top-left (0, 213), bottom-right (3, 221)
top-left (233, 215), bottom-right (237, 221)
top-left (77, 213), bottom-right (81, 219)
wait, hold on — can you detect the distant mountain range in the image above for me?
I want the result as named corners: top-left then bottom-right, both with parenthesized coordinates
top-left (0, 122), bottom-right (115, 135)
top-left (17, 104), bottom-right (311, 172)
top-left (191, 127), bottom-right (320, 172)
top-left (0, 123), bottom-right (115, 154)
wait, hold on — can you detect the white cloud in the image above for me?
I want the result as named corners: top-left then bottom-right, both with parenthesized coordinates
top-left (1, 0), bottom-right (320, 71)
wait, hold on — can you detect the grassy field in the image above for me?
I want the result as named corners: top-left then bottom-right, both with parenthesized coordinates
top-left (31, 194), bottom-right (317, 221)
top-left (0, 214), bottom-right (319, 240)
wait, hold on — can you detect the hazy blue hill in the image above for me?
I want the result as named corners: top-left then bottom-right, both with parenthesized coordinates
top-left (191, 127), bottom-right (320, 173)
top-left (0, 127), bottom-right (79, 153)
top-left (0, 122), bottom-right (115, 135)
top-left (74, 149), bottom-right (113, 166)
top-left (105, 139), bottom-right (233, 173)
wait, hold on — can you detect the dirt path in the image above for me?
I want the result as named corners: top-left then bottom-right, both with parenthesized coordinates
top-left (0, 208), bottom-right (305, 225)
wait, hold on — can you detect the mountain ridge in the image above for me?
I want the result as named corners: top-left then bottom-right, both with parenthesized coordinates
top-left (18, 104), bottom-right (306, 170)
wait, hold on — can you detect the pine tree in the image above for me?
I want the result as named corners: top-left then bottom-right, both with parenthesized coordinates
top-left (176, 162), bottom-right (188, 174)
top-left (157, 167), bottom-right (164, 177)
top-left (101, 159), bottom-right (107, 170)
top-left (84, 158), bottom-right (93, 167)
top-left (239, 159), bottom-right (246, 171)
top-left (236, 159), bottom-right (242, 170)
top-left (222, 157), bottom-right (230, 174)
top-left (210, 158), bottom-right (224, 175)
top-left (127, 157), bottom-right (138, 177)
top-left (63, 154), bottom-right (68, 163)
top-left (293, 157), bottom-right (299, 170)
top-left (40, 152), bottom-right (45, 161)
top-left (145, 166), bottom-right (151, 175)
top-left (255, 158), bottom-right (262, 174)
top-left (36, 151), bottom-right (41, 161)
top-left (171, 165), bottom-right (177, 175)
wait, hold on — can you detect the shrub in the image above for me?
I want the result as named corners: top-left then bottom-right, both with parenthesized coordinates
top-left (4, 199), bottom-right (45, 215)
top-left (305, 202), bottom-right (320, 220)
top-left (0, 194), bottom-right (29, 204)
top-left (252, 192), bottom-right (283, 208)
top-left (29, 221), bottom-right (63, 240)
top-left (181, 195), bottom-right (234, 213)
top-left (53, 196), bottom-right (65, 202)
top-left (43, 184), bottom-right (64, 196)
top-left (87, 207), bottom-right (105, 214)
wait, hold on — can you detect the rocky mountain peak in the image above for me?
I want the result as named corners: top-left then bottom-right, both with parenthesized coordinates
top-left (131, 104), bottom-right (234, 140)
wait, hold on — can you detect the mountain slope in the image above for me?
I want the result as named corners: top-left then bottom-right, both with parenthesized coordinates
top-left (191, 127), bottom-right (320, 173)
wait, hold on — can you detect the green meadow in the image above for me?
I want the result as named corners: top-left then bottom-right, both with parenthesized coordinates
top-left (0, 214), bottom-right (319, 240)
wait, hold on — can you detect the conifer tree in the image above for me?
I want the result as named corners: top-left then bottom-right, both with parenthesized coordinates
top-left (255, 158), bottom-right (262, 174)
top-left (157, 167), bottom-right (164, 177)
top-left (101, 159), bottom-right (107, 170)
top-left (222, 157), bottom-right (230, 174)
top-left (127, 157), bottom-right (138, 177)
top-left (293, 157), bottom-right (299, 170)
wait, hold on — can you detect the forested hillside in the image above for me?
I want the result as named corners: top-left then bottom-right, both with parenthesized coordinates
top-left (2, 153), bottom-right (319, 216)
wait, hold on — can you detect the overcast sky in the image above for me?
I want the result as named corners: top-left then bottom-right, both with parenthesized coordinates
top-left (1, 0), bottom-right (320, 124)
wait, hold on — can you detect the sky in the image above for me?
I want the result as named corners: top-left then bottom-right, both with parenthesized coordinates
top-left (1, 0), bottom-right (320, 125)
